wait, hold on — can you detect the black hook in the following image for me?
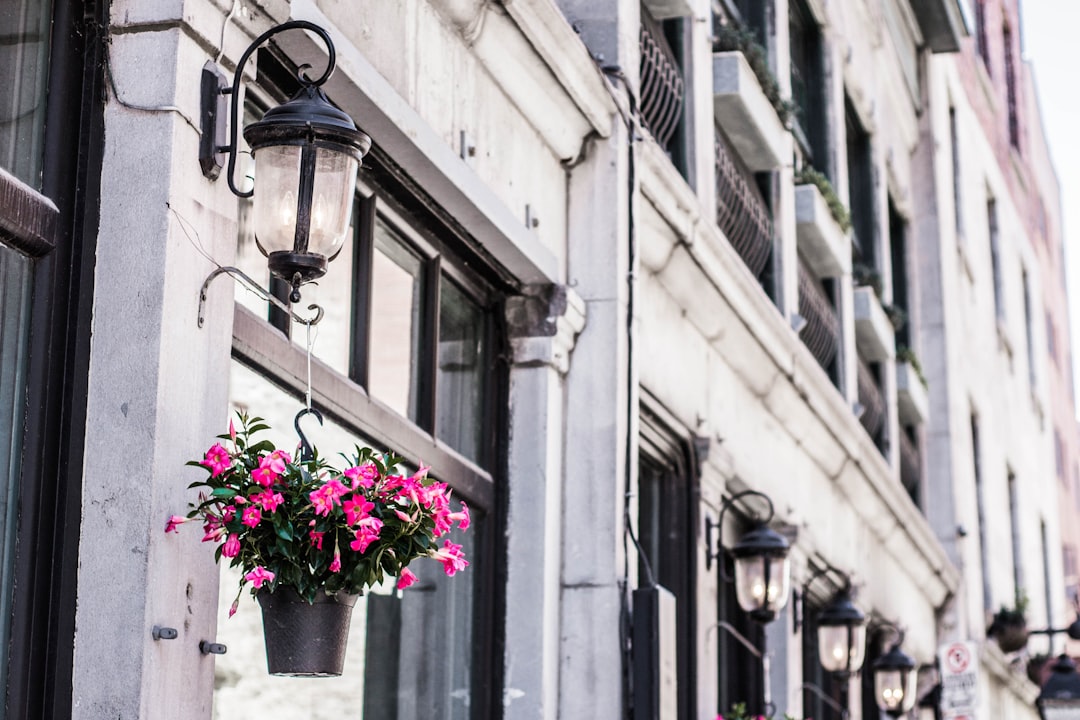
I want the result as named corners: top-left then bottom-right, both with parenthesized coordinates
top-left (294, 406), bottom-right (324, 462)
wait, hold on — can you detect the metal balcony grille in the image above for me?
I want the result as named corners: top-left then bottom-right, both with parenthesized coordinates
top-left (715, 127), bottom-right (773, 278)
top-left (856, 356), bottom-right (885, 447)
top-left (797, 260), bottom-right (839, 376)
top-left (899, 429), bottom-right (921, 506)
top-left (639, 12), bottom-right (684, 148)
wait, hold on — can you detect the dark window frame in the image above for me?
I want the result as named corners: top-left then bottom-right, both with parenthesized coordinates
top-left (638, 405), bottom-right (700, 720)
top-left (2, 0), bottom-right (105, 717)
top-left (789, 0), bottom-right (828, 175)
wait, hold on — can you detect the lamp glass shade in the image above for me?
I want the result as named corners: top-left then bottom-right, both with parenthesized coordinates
top-left (252, 144), bottom-right (303, 257)
top-left (307, 147), bottom-right (358, 260)
top-left (819, 623), bottom-right (867, 674)
top-left (875, 667), bottom-right (916, 714)
top-left (734, 554), bottom-right (791, 616)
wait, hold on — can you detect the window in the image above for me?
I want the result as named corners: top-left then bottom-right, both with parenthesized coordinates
top-left (801, 595), bottom-right (842, 719)
top-left (1042, 521), bottom-right (1053, 631)
top-left (221, 102), bottom-right (506, 716)
top-left (974, 0), bottom-right (991, 74)
top-left (1008, 470), bottom-right (1024, 603)
top-left (1003, 22), bottom-right (1019, 149)
top-left (789, 0), bottom-right (827, 171)
top-left (638, 410), bottom-right (698, 719)
top-left (1022, 269), bottom-right (1035, 387)
top-left (889, 198), bottom-right (910, 349)
top-left (846, 99), bottom-right (875, 269)
top-left (987, 195), bottom-right (1004, 320)
top-left (950, 106), bottom-right (964, 239)
top-left (971, 413), bottom-right (992, 614)
top-left (0, 0), bottom-right (100, 715)
top-left (718, 540), bottom-right (766, 715)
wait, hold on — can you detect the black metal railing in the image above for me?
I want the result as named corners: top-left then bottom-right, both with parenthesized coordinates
top-left (899, 429), bottom-right (921, 506)
top-left (797, 259), bottom-right (839, 378)
top-left (856, 356), bottom-right (885, 448)
top-left (715, 127), bottom-right (772, 279)
top-left (640, 11), bottom-right (684, 148)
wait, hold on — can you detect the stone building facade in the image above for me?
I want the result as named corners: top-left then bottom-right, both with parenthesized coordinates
top-left (0, 0), bottom-right (1073, 718)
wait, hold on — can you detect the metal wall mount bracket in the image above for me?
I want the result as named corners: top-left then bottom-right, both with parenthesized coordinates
top-left (198, 265), bottom-right (324, 328)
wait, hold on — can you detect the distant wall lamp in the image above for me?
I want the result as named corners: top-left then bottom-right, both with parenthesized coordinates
top-left (873, 623), bottom-right (917, 717)
top-left (817, 586), bottom-right (867, 677)
top-left (706, 490), bottom-right (792, 624)
top-left (200, 21), bottom-right (370, 305)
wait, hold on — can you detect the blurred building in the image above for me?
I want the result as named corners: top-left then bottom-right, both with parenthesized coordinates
top-left (0, 0), bottom-right (1075, 718)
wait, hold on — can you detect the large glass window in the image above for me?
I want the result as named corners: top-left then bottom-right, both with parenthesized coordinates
top-left (0, 0), bottom-right (52, 186)
top-left (224, 113), bottom-right (503, 716)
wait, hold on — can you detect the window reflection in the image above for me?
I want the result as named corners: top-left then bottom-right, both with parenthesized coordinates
top-left (437, 278), bottom-right (487, 464)
top-left (215, 360), bottom-right (478, 719)
top-left (0, 243), bottom-right (32, 707)
top-left (368, 220), bottom-right (423, 420)
top-left (0, 1), bottom-right (52, 186)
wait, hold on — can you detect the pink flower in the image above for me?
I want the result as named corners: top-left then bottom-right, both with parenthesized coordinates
top-left (261, 450), bottom-right (290, 475)
top-left (431, 540), bottom-right (468, 576)
top-left (344, 463), bottom-right (380, 490)
top-left (221, 505), bottom-right (236, 523)
top-left (397, 568), bottom-right (418, 590)
top-left (252, 465), bottom-right (277, 487)
top-left (309, 479), bottom-right (348, 516)
top-left (164, 515), bottom-right (188, 533)
top-left (241, 506), bottom-right (262, 527)
top-left (329, 545), bottom-right (341, 573)
top-left (343, 496), bottom-right (375, 526)
top-left (229, 418), bottom-right (237, 443)
top-left (394, 508), bottom-right (415, 523)
top-left (228, 598), bottom-right (239, 618)
top-left (244, 566), bottom-right (275, 588)
top-left (252, 489), bottom-right (284, 513)
top-left (309, 530), bottom-right (325, 550)
top-left (222, 533), bottom-right (240, 558)
top-left (201, 443), bottom-right (232, 477)
top-left (350, 517), bottom-right (384, 553)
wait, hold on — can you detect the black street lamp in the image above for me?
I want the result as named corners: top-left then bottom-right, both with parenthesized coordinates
top-left (817, 587), bottom-right (867, 678)
top-left (1038, 655), bottom-right (1080, 720)
top-left (706, 490), bottom-right (792, 623)
top-left (201, 21), bottom-right (370, 303)
top-left (873, 625), bottom-right (917, 717)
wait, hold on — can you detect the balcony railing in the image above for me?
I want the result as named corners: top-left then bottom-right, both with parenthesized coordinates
top-left (856, 356), bottom-right (885, 447)
top-left (797, 259), bottom-right (839, 378)
top-left (715, 127), bottom-right (772, 279)
top-left (640, 11), bottom-right (684, 148)
top-left (899, 429), bottom-right (921, 506)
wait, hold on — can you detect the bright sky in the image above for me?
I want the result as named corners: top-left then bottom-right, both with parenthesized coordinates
top-left (1020, 1), bottom-right (1080, 412)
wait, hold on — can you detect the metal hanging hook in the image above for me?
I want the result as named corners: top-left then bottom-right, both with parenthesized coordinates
top-left (294, 406), bottom-right (324, 462)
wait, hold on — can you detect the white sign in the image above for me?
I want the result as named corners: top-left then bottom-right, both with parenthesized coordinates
top-left (939, 641), bottom-right (980, 719)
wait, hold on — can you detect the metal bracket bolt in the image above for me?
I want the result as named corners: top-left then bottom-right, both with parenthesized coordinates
top-left (200, 641), bottom-right (227, 655)
top-left (152, 626), bottom-right (178, 641)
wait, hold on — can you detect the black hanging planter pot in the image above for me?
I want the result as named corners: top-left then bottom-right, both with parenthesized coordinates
top-left (988, 611), bottom-right (1029, 654)
top-left (257, 586), bottom-right (360, 676)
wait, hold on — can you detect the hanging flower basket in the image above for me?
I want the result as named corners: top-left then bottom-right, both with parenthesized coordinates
top-left (988, 608), bottom-right (1029, 653)
top-left (166, 411), bottom-right (471, 676)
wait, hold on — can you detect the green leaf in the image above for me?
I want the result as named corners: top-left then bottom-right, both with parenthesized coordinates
top-left (210, 487), bottom-right (237, 498)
